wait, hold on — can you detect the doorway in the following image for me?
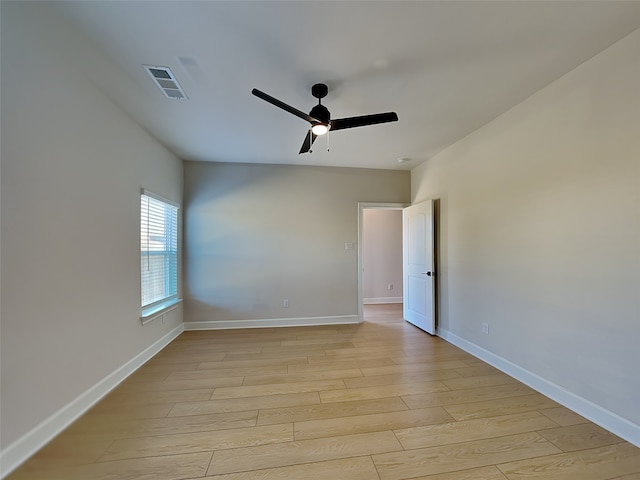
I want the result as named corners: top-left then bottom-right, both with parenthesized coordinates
top-left (357, 202), bottom-right (408, 322)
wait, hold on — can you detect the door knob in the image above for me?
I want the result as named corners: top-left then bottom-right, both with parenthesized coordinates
top-left (422, 272), bottom-right (434, 276)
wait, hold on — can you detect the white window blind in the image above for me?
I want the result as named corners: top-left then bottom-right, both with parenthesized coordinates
top-left (141, 191), bottom-right (179, 308)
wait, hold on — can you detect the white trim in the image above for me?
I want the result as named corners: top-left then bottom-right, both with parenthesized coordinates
top-left (141, 188), bottom-right (180, 208)
top-left (184, 315), bottom-right (359, 331)
top-left (363, 297), bottom-right (403, 304)
top-left (357, 202), bottom-right (409, 322)
top-left (437, 328), bottom-right (640, 447)
top-left (141, 297), bottom-right (182, 325)
top-left (0, 324), bottom-right (184, 478)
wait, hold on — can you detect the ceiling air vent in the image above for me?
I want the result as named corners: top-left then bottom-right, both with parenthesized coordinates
top-left (144, 65), bottom-right (188, 100)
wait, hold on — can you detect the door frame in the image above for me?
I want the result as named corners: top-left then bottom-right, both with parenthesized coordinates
top-left (357, 202), bottom-right (409, 322)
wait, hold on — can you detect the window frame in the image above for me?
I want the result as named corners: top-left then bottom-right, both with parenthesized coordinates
top-left (140, 189), bottom-right (181, 324)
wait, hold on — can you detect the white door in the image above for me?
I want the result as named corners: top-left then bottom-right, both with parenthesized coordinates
top-left (403, 200), bottom-right (436, 334)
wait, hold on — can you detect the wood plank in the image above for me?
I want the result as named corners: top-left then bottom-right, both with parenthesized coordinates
top-left (205, 456), bottom-right (380, 480)
top-left (538, 423), bottom-right (624, 452)
top-left (131, 361), bottom-right (202, 375)
top-left (67, 410), bottom-right (258, 437)
top-left (394, 411), bottom-right (558, 449)
top-left (8, 452), bottom-right (212, 480)
top-left (168, 392), bottom-right (321, 417)
top-left (344, 369), bottom-right (460, 389)
top-left (76, 402), bottom-right (175, 420)
top-left (198, 357), bottom-right (309, 370)
top-left (401, 383), bottom-right (535, 409)
top-left (211, 379), bottom-right (346, 400)
top-left (443, 393), bottom-right (560, 421)
top-left (441, 373), bottom-right (517, 390)
top-left (209, 431), bottom-right (402, 475)
top-left (115, 376), bottom-right (244, 393)
top-left (359, 360), bottom-right (471, 376)
top-left (100, 423), bottom-right (293, 461)
top-left (257, 397), bottom-right (408, 426)
top-left (538, 406), bottom-right (589, 426)
top-left (242, 368), bottom-right (363, 386)
top-left (166, 365), bottom-right (287, 381)
top-left (372, 432), bottom-right (562, 480)
top-left (291, 357), bottom-right (395, 371)
top-left (280, 337), bottom-right (360, 347)
top-left (149, 352), bottom-right (228, 364)
top-left (184, 341), bottom-right (282, 351)
top-left (399, 466), bottom-right (509, 480)
top-left (390, 352), bottom-right (477, 364)
top-left (261, 343), bottom-right (356, 355)
top-left (453, 365), bottom-right (502, 377)
top-left (294, 407), bottom-right (453, 440)
top-left (100, 388), bottom-right (213, 406)
top-left (498, 443), bottom-right (640, 480)
top-left (9, 433), bottom-right (115, 469)
top-left (319, 380), bottom-right (449, 403)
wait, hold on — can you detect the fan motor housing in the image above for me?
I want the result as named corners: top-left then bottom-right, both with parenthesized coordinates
top-left (309, 104), bottom-right (330, 124)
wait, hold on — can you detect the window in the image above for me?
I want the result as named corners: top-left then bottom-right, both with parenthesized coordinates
top-left (140, 190), bottom-right (179, 317)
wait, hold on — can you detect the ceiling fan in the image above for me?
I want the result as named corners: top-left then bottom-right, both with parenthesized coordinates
top-left (252, 83), bottom-right (398, 154)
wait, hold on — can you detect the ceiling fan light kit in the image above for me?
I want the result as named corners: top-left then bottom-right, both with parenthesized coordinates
top-left (311, 124), bottom-right (329, 135)
top-left (252, 83), bottom-right (398, 154)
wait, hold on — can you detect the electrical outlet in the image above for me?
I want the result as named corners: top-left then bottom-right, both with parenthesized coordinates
top-left (388, 283), bottom-right (393, 290)
top-left (282, 299), bottom-right (289, 308)
top-left (482, 322), bottom-right (489, 334)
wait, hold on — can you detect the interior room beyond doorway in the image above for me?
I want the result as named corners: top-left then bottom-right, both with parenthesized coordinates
top-left (362, 208), bottom-right (404, 307)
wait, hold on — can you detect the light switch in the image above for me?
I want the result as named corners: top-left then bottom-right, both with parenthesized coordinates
top-left (344, 242), bottom-right (354, 250)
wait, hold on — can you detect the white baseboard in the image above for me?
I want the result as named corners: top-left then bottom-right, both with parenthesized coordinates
top-left (437, 328), bottom-right (640, 447)
top-left (0, 324), bottom-right (184, 478)
top-left (363, 297), bottom-right (403, 304)
top-left (184, 315), bottom-right (360, 330)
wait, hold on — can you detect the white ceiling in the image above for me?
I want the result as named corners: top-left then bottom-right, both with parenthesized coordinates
top-left (53, 1), bottom-right (640, 171)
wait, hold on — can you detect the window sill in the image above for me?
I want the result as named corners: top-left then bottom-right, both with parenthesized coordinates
top-left (141, 298), bottom-right (182, 325)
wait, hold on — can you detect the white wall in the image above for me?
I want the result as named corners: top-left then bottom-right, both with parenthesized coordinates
top-left (363, 209), bottom-right (403, 303)
top-left (412, 29), bottom-right (640, 441)
top-left (183, 162), bottom-right (409, 326)
top-left (0, 0), bottom-right (183, 466)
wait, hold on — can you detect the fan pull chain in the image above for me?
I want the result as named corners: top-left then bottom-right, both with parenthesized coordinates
top-left (327, 128), bottom-right (330, 152)
top-left (309, 128), bottom-right (313, 153)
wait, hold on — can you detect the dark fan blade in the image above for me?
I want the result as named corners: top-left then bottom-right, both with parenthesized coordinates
top-left (299, 130), bottom-right (317, 154)
top-left (330, 112), bottom-right (398, 131)
top-left (252, 88), bottom-right (319, 124)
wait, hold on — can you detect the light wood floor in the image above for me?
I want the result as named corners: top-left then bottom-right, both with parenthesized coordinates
top-left (8, 304), bottom-right (640, 479)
